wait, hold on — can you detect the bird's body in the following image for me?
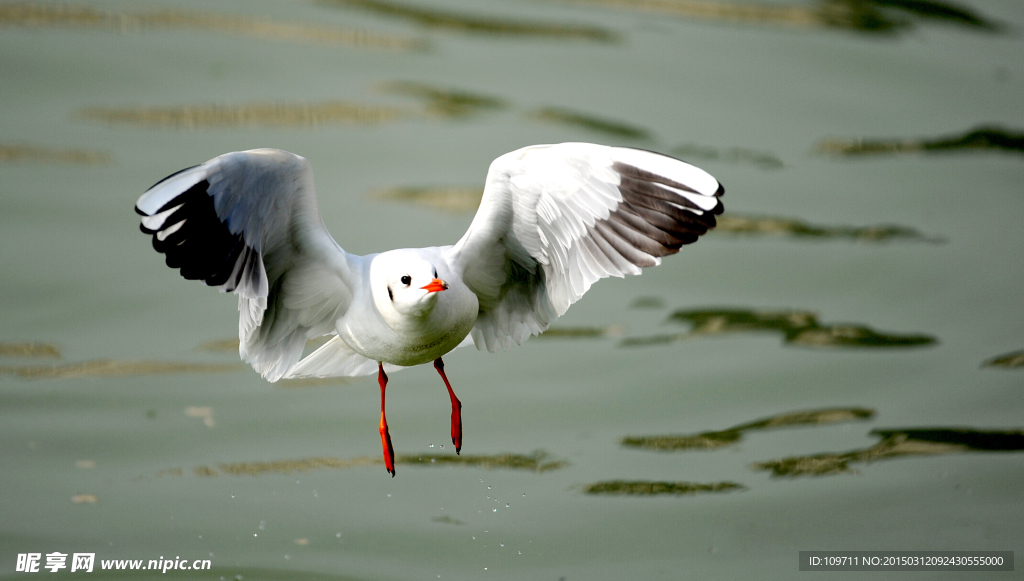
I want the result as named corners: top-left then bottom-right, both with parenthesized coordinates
top-left (336, 248), bottom-right (477, 367)
top-left (136, 143), bottom-right (723, 475)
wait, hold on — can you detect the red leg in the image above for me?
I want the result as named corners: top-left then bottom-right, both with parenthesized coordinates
top-left (378, 363), bottom-right (395, 477)
top-left (434, 357), bottom-right (462, 454)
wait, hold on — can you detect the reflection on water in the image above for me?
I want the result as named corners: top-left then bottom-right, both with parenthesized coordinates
top-left (672, 143), bottom-right (783, 169)
top-left (0, 341), bottom-right (62, 358)
top-left (0, 143), bottom-right (112, 165)
top-left (370, 185), bottom-right (483, 212)
top-left (182, 451), bottom-right (566, 477)
top-left (431, 515), bottom-right (466, 525)
top-left (714, 214), bottom-right (943, 243)
top-left (621, 407), bottom-right (875, 451)
top-left (276, 376), bottom-right (362, 388)
top-left (0, 359), bottom-right (243, 380)
top-left (399, 451), bottom-right (568, 471)
top-left (316, 0), bottom-right (616, 41)
top-left (754, 427), bottom-right (1024, 477)
top-left (76, 101), bottom-right (408, 130)
top-left (817, 126), bottom-right (1024, 157)
top-left (552, 0), bottom-right (1001, 34)
top-left (621, 308), bottom-right (937, 349)
top-left (537, 325), bottom-right (625, 339)
top-left (184, 405), bottom-right (215, 428)
top-left (70, 493), bottom-right (98, 504)
top-left (530, 107), bottom-right (651, 140)
top-left (583, 480), bottom-right (745, 496)
top-left (0, 2), bottom-right (423, 51)
top-left (630, 296), bottom-right (666, 309)
top-left (982, 350), bottom-right (1024, 369)
top-left (195, 337), bottom-right (241, 353)
top-left (377, 81), bottom-right (508, 118)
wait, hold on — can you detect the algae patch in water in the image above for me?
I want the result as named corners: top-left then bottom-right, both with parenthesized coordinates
top-left (550, 0), bottom-right (1001, 34)
top-left (753, 428), bottom-right (1024, 477)
top-left (0, 359), bottom-right (243, 380)
top-left (316, 0), bottom-right (616, 41)
top-left (631, 296), bottom-right (666, 309)
top-left (77, 101), bottom-right (409, 130)
top-left (398, 451), bottom-right (568, 472)
top-left (0, 144), bottom-right (112, 165)
top-left (982, 350), bottom-right (1024, 369)
top-left (817, 126), bottom-right (1024, 157)
top-left (0, 341), bottom-right (62, 358)
top-left (0, 2), bottom-right (423, 51)
top-left (621, 308), bottom-right (937, 349)
top-left (431, 515), bottom-right (466, 525)
top-left (672, 143), bottom-right (783, 169)
top-left (370, 186), bottom-right (484, 212)
top-left (584, 480), bottom-right (745, 496)
top-left (537, 325), bottom-right (625, 339)
top-left (530, 107), bottom-right (651, 140)
top-left (377, 81), bottom-right (509, 119)
top-left (622, 407), bottom-right (875, 451)
top-left (713, 214), bottom-right (943, 243)
top-left (186, 451), bottom-right (566, 477)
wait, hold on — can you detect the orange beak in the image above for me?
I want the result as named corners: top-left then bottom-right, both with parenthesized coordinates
top-left (421, 278), bottom-right (449, 293)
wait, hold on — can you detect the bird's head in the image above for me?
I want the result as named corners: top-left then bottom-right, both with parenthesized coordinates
top-left (371, 250), bottom-right (449, 321)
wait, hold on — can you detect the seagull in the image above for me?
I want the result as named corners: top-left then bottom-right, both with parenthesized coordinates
top-left (135, 143), bottom-right (723, 476)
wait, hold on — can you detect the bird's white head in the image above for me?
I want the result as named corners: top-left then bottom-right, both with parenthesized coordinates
top-left (370, 249), bottom-right (449, 323)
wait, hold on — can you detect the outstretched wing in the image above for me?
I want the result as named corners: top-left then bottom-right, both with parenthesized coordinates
top-left (448, 143), bottom-right (723, 351)
top-left (135, 149), bottom-right (357, 381)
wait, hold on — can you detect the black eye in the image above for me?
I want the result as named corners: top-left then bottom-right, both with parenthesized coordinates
top-left (433, 268), bottom-right (438, 278)
top-left (401, 275), bottom-right (411, 286)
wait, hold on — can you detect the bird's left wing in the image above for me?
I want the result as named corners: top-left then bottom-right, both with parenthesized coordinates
top-left (135, 149), bottom-right (357, 381)
top-left (447, 143), bottom-right (723, 351)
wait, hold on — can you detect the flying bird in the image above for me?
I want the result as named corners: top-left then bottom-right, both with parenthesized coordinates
top-left (135, 143), bottom-right (723, 476)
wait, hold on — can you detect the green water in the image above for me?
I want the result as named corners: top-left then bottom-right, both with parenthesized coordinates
top-left (1, 0), bottom-right (1022, 579)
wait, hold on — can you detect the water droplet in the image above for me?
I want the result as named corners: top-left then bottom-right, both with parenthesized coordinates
top-left (492, 508), bottom-right (497, 512)
top-left (522, 493), bottom-right (526, 497)
top-left (440, 444), bottom-right (445, 449)
top-left (313, 490), bottom-right (318, 498)
top-left (258, 521), bottom-right (265, 530)
top-left (472, 536), bottom-right (476, 540)
top-left (429, 443), bottom-right (435, 448)
top-left (500, 543), bottom-right (504, 548)
top-left (518, 551), bottom-right (522, 555)
top-left (431, 458), bottom-right (435, 463)
top-left (487, 486), bottom-right (492, 490)
top-left (505, 503), bottom-right (510, 508)
top-left (253, 533), bottom-right (257, 537)
top-left (284, 554), bottom-right (290, 560)
top-left (387, 493), bottom-right (391, 498)
top-left (335, 533), bottom-right (342, 538)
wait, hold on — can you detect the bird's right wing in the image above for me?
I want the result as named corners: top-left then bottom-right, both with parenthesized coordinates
top-left (448, 143), bottom-right (723, 351)
top-left (135, 149), bottom-right (357, 382)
